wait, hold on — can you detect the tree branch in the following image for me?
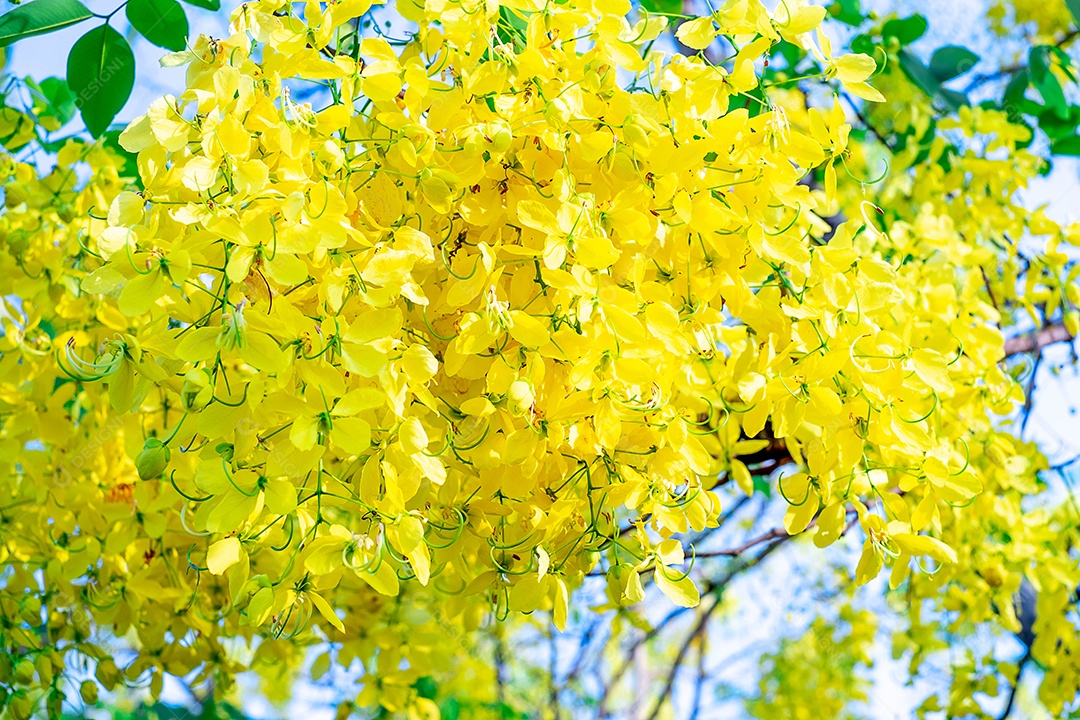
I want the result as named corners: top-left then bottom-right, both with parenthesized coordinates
top-left (695, 527), bottom-right (789, 558)
top-left (997, 647), bottom-right (1032, 720)
top-left (645, 596), bottom-right (724, 720)
top-left (965, 28), bottom-right (1080, 93)
top-left (1004, 324), bottom-right (1073, 357)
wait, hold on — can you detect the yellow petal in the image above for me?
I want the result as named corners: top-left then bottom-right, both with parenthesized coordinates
top-left (207, 537), bottom-right (243, 575)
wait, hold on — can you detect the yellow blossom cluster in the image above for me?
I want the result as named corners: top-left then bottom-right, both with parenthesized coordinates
top-left (0, 0), bottom-right (1078, 716)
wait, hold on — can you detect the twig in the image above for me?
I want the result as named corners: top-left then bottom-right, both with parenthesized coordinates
top-left (1019, 353), bottom-right (1042, 439)
top-left (688, 636), bottom-right (707, 720)
top-left (997, 647), bottom-right (1032, 720)
top-left (1003, 324), bottom-right (1073, 357)
top-left (695, 527), bottom-right (789, 558)
top-left (840, 92), bottom-right (896, 153)
top-left (597, 534), bottom-right (793, 718)
top-left (646, 597), bottom-right (723, 720)
top-left (965, 29), bottom-right (1080, 94)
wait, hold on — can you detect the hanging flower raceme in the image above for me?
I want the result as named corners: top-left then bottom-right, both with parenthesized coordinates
top-left (1, 0), bottom-right (1074, 715)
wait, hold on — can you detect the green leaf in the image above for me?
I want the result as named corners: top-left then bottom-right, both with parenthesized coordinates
top-left (1048, 45), bottom-right (1077, 83)
top-left (1051, 135), bottom-right (1080, 156)
top-left (1067, 0), bottom-right (1080, 27)
top-left (827, 0), bottom-right (864, 26)
top-left (413, 676), bottom-right (438, 701)
top-left (639, 0), bottom-right (682, 14)
top-left (898, 49), bottom-right (966, 112)
top-left (849, 33), bottom-right (875, 55)
top-left (178, 0), bottom-right (220, 10)
top-left (882, 14), bottom-right (927, 45)
top-left (26, 76), bottom-right (76, 128)
top-left (772, 39), bottom-right (802, 70)
top-left (102, 129), bottom-right (142, 187)
top-left (1030, 46), bottom-right (1067, 119)
top-left (929, 46), bottom-right (980, 82)
top-left (126, 0), bottom-right (188, 51)
top-left (67, 25), bottom-right (135, 138)
top-left (495, 6), bottom-right (527, 48)
top-left (752, 474), bottom-right (772, 498)
top-left (1002, 70), bottom-right (1029, 118)
top-left (0, 0), bottom-right (91, 48)
top-left (1037, 105), bottom-right (1080, 140)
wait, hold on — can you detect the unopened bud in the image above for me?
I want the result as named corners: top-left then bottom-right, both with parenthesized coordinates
top-left (135, 438), bottom-right (171, 480)
top-left (79, 680), bottom-right (99, 705)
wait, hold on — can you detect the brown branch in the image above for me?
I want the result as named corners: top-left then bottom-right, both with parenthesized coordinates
top-left (695, 527), bottom-right (788, 558)
top-left (1003, 324), bottom-right (1073, 358)
top-left (997, 647), bottom-right (1032, 720)
top-left (645, 596), bottom-right (724, 720)
top-left (595, 535), bottom-right (789, 719)
top-left (965, 29), bottom-right (1080, 93)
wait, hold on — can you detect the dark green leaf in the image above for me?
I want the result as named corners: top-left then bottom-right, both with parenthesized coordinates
top-left (882, 14), bottom-right (927, 45)
top-left (126, 0), bottom-right (188, 51)
top-left (1067, 0), bottom-right (1080, 27)
top-left (1037, 105), bottom-right (1080, 139)
top-left (939, 88), bottom-right (968, 108)
top-left (639, 0), bottom-right (682, 14)
top-left (1029, 45), bottom-right (1052, 83)
top-left (1051, 135), bottom-right (1080, 156)
top-left (1001, 70), bottom-right (1028, 119)
top-left (178, 0), bottom-right (220, 10)
top-left (67, 25), bottom-right (135, 138)
top-left (495, 6), bottom-right (527, 48)
top-left (1015, 97), bottom-right (1045, 117)
top-left (929, 46), bottom-right (980, 82)
top-left (935, 144), bottom-right (958, 174)
top-left (102, 129), bottom-right (141, 187)
top-left (752, 474), bottom-right (772, 499)
top-left (26, 76), bottom-right (76, 128)
top-left (849, 33), bottom-right (875, 55)
top-left (413, 676), bottom-right (438, 700)
top-left (772, 39), bottom-right (803, 70)
top-left (1050, 45), bottom-right (1077, 83)
top-left (898, 49), bottom-right (966, 111)
top-left (0, 0), bottom-right (91, 48)
top-left (1030, 46), bottom-right (1067, 119)
top-left (827, 0), bottom-right (864, 26)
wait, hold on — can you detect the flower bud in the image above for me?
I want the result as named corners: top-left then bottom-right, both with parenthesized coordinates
top-left (1066, 309), bottom-right (1080, 338)
top-left (217, 303), bottom-right (248, 352)
top-left (79, 680), bottom-right (99, 705)
top-left (19, 596), bottom-right (41, 625)
top-left (7, 690), bottom-right (34, 720)
top-left (506, 380), bottom-right (534, 416)
top-left (13, 658), bottom-right (34, 685)
top-left (462, 127), bottom-right (486, 157)
top-left (621, 122), bottom-right (648, 152)
top-left (46, 688), bottom-right (63, 718)
top-left (485, 121), bottom-right (513, 153)
top-left (95, 658), bottom-right (121, 691)
top-left (34, 654), bottom-right (53, 686)
top-left (4, 182), bottom-right (27, 208)
top-left (135, 438), bottom-right (170, 480)
top-left (180, 368), bottom-right (213, 411)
